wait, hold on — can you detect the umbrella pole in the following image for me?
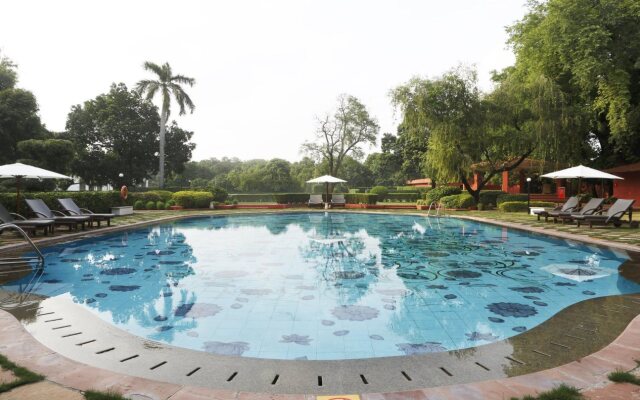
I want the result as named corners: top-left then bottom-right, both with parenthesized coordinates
top-left (325, 182), bottom-right (329, 210)
top-left (16, 176), bottom-right (21, 214)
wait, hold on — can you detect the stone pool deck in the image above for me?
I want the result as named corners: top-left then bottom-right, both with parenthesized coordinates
top-left (0, 309), bottom-right (639, 399)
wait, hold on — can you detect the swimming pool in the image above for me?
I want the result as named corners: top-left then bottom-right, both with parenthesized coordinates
top-left (2, 212), bottom-right (639, 360)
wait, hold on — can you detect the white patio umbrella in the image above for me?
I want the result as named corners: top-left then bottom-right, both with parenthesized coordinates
top-left (0, 163), bottom-right (72, 213)
top-left (540, 165), bottom-right (623, 180)
top-left (540, 164), bottom-right (623, 197)
top-left (306, 175), bottom-right (347, 209)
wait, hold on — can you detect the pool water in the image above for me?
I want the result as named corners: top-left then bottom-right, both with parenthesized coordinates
top-left (3, 213), bottom-right (639, 360)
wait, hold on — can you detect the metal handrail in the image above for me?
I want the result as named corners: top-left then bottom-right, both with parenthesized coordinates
top-left (0, 223), bottom-right (45, 266)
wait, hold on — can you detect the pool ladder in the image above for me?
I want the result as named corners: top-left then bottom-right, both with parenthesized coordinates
top-left (0, 223), bottom-right (45, 272)
top-left (426, 201), bottom-right (444, 217)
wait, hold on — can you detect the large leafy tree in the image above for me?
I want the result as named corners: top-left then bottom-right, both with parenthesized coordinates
top-left (136, 62), bottom-right (195, 187)
top-left (0, 52), bottom-right (47, 164)
top-left (66, 83), bottom-right (161, 187)
top-left (301, 94), bottom-right (379, 190)
top-left (507, 0), bottom-right (640, 165)
top-left (391, 68), bottom-right (541, 203)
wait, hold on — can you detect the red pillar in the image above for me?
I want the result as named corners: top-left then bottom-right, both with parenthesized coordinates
top-left (502, 171), bottom-right (509, 192)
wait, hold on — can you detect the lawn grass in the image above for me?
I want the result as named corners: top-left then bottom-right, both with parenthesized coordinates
top-left (509, 384), bottom-right (584, 400)
top-left (84, 390), bottom-right (128, 400)
top-left (0, 353), bottom-right (44, 393)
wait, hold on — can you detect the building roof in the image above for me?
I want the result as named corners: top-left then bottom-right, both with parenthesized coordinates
top-left (470, 158), bottom-right (562, 173)
top-left (605, 162), bottom-right (640, 174)
top-left (407, 178), bottom-right (432, 185)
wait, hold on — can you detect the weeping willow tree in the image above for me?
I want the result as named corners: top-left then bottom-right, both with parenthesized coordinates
top-left (507, 0), bottom-right (640, 165)
top-left (391, 66), bottom-right (577, 203)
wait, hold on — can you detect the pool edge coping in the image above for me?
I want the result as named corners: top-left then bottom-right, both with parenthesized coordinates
top-left (0, 307), bottom-right (638, 399)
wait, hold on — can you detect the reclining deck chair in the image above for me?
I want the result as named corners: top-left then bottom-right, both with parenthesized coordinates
top-left (575, 199), bottom-right (635, 228)
top-left (533, 196), bottom-right (579, 222)
top-left (58, 198), bottom-right (115, 227)
top-left (0, 203), bottom-right (54, 235)
top-left (25, 199), bottom-right (89, 231)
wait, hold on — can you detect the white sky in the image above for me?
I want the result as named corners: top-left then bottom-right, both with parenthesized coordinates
top-left (1, 0), bottom-right (528, 162)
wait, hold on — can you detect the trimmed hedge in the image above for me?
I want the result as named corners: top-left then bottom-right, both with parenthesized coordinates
top-left (478, 190), bottom-right (506, 207)
top-left (345, 193), bottom-right (378, 204)
top-left (425, 186), bottom-right (461, 204)
top-left (273, 193), bottom-right (313, 204)
top-left (229, 193), bottom-right (275, 203)
top-left (171, 191), bottom-right (214, 208)
top-left (369, 186), bottom-right (390, 199)
top-left (496, 193), bottom-right (529, 205)
top-left (498, 201), bottom-right (556, 212)
top-left (439, 193), bottom-right (475, 209)
top-left (394, 186), bottom-right (424, 193)
top-left (0, 191), bottom-right (123, 214)
top-left (385, 192), bottom-right (420, 202)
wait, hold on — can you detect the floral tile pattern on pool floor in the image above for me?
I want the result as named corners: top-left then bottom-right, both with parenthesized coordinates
top-left (3, 212), bottom-right (639, 360)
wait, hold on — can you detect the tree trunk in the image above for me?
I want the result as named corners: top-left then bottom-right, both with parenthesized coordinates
top-left (159, 110), bottom-right (167, 188)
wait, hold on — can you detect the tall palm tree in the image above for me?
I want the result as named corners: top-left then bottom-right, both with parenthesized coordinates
top-left (136, 62), bottom-right (195, 188)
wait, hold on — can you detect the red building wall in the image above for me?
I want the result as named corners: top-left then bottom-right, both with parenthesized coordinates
top-left (613, 172), bottom-right (640, 204)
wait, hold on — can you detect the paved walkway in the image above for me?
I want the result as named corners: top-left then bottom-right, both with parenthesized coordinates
top-left (0, 309), bottom-right (639, 399)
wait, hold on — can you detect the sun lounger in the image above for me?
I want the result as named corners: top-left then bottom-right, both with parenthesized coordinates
top-left (575, 199), bottom-right (635, 228)
top-left (25, 199), bottom-right (89, 231)
top-left (58, 198), bottom-right (115, 227)
top-left (330, 194), bottom-right (346, 207)
top-left (555, 198), bottom-right (604, 223)
top-left (533, 196), bottom-right (579, 222)
top-left (308, 194), bottom-right (324, 207)
top-left (0, 203), bottom-right (54, 235)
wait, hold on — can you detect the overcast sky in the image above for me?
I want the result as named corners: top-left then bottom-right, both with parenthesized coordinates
top-left (1, 0), bottom-right (528, 162)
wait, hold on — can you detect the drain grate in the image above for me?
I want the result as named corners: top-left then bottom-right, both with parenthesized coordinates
top-left (76, 339), bottom-right (96, 346)
top-left (317, 376), bottom-right (323, 387)
top-left (37, 312), bottom-right (54, 316)
top-left (563, 333), bottom-right (585, 340)
top-left (187, 367), bottom-right (200, 377)
top-left (532, 349), bottom-right (551, 357)
top-left (475, 362), bottom-right (490, 371)
top-left (227, 372), bottom-right (238, 382)
top-left (120, 355), bottom-right (139, 362)
top-left (52, 325), bottom-right (71, 330)
top-left (150, 361), bottom-right (167, 370)
top-left (61, 332), bottom-right (82, 338)
top-left (401, 371), bottom-right (412, 381)
top-left (505, 356), bottom-right (525, 365)
top-left (44, 318), bottom-right (63, 323)
top-left (271, 374), bottom-right (279, 385)
top-left (550, 341), bottom-right (570, 349)
top-left (96, 347), bottom-right (115, 354)
top-left (440, 367), bottom-right (453, 377)
top-left (360, 374), bottom-right (368, 384)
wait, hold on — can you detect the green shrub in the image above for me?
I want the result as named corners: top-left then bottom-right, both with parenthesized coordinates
top-left (273, 193), bottom-right (313, 204)
top-left (165, 199), bottom-right (176, 209)
top-left (478, 190), bottom-right (505, 207)
top-left (424, 186), bottom-right (461, 204)
top-left (439, 193), bottom-right (475, 209)
top-left (348, 188), bottom-right (362, 194)
top-left (229, 193), bottom-right (275, 203)
top-left (369, 186), bottom-right (389, 200)
top-left (498, 201), bottom-right (556, 212)
top-left (128, 190), bottom-right (173, 205)
top-left (496, 193), bottom-right (528, 205)
top-left (385, 192), bottom-right (420, 202)
top-left (210, 186), bottom-right (228, 203)
top-left (145, 201), bottom-right (156, 210)
top-left (171, 191), bottom-right (214, 208)
top-left (344, 193), bottom-right (378, 204)
top-left (393, 186), bottom-right (416, 192)
top-left (156, 201), bottom-right (165, 210)
top-left (133, 200), bottom-right (145, 210)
